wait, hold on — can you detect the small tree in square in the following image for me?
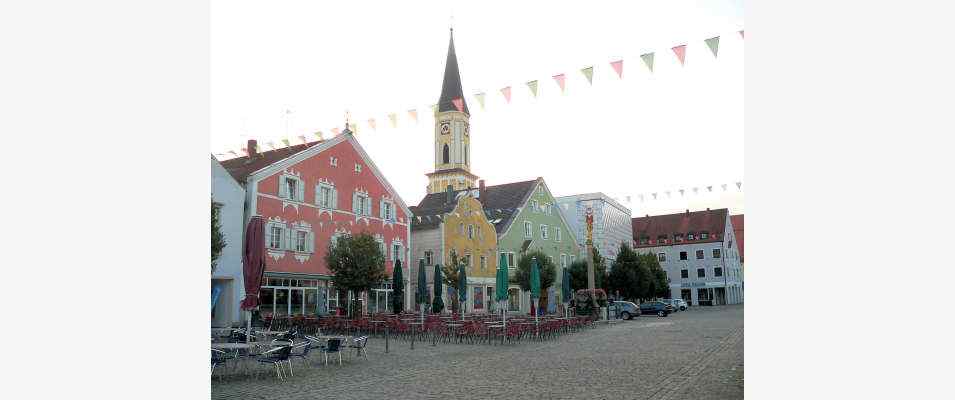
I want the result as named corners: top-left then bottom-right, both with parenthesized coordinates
top-left (325, 232), bottom-right (387, 318)
top-left (512, 250), bottom-right (557, 314)
top-left (211, 200), bottom-right (226, 274)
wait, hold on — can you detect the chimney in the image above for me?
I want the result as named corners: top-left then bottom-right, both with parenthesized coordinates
top-left (247, 139), bottom-right (258, 158)
top-left (479, 179), bottom-right (486, 199)
top-left (446, 185), bottom-right (454, 204)
top-left (706, 207), bottom-right (710, 211)
top-left (685, 209), bottom-right (690, 216)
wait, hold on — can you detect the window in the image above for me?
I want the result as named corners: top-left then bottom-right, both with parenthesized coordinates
top-left (679, 251), bottom-right (688, 261)
top-left (688, 233), bottom-right (695, 241)
top-left (376, 237), bottom-right (386, 258)
top-left (712, 249), bottom-right (721, 258)
top-left (463, 254), bottom-right (472, 270)
top-left (353, 192), bottom-right (371, 216)
top-left (658, 252), bottom-right (666, 262)
top-left (424, 250), bottom-right (433, 265)
top-left (657, 235), bottom-right (667, 244)
top-left (681, 269), bottom-right (689, 279)
top-left (530, 200), bottom-right (538, 212)
top-left (502, 252), bottom-right (516, 268)
top-left (268, 225), bottom-right (284, 249)
top-left (697, 268), bottom-right (706, 278)
top-left (279, 175), bottom-right (304, 202)
top-left (696, 250), bottom-right (705, 260)
top-left (295, 231), bottom-right (307, 252)
top-left (392, 243), bottom-right (403, 263)
top-left (329, 157), bottom-right (338, 166)
top-left (442, 144), bottom-right (450, 164)
top-left (458, 223), bottom-right (464, 235)
top-left (674, 234), bottom-right (684, 243)
top-left (714, 267), bottom-right (723, 277)
top-left (316, 183), bottom-right (337, 209)
top-left (541, 224), bottom-right (549, 240)
top-left (468, 225), bottom-right (474, 239)
top-left (380, 200), bottom-right (395, 221)
top-left (354, 163), bottom-right (362, 173)
top-left (640, 237), bottom-right (649, 245)
top-left (524, 221), bottom-right (532, 238)
top-left (701, 231), bottom-right (709, 239)
top-left (480, 256), bottom-right (487, 270)
top-left (556, 227), bottom-right (562, 242)
top-left (560, 254), bottom-right (567, 268)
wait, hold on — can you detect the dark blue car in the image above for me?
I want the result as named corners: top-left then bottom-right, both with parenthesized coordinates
top-left (639, 301), bottom-right (673, 317)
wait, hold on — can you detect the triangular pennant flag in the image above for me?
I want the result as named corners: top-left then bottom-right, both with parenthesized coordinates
top-left (267, 141), bottom-right (276, 150)
top-left (679, 189), bottom-right (685, 197)
top-left (707, 186), bottom-right (713, 192)
top-left (625, 196), bottom-right (631, 203)
top-left (552, 74), bottom-right (566, 93)
top-left (500, 86), bottom-right (512, 103)
top-left (281, 138), bottom-right (291, 148)
top-left (639, 194), bottom-right (644, 202)
top-left (474, 92), bottom-right (486, 110)
top-left (298, 135), bottom-right (307, 144)
top-left (705, 36), bottom-right (720, 58)
top-left (652, 193), bottom-right (658, 200)
top-left (431, 104), bottom-right (438, 114)
top-left (388, 113), bottom-right (397, 128)
top-left (452, 97), bottom-right (464, 112)
top-left (665, 191), bottom-right (671, 198)
top-left (739, 30), bottom-right (744, 39)
top-left (610, 60), bottom-right (623, 79)
top-left (736, 181), bottom-right (742, 190)
top-left (721, 184), bottom-right (728, 191)
top-left (408, 109), bottom-right (418, 124)
top-left (580, 66), bottom-right (594, 85)
top-left (349, 122), bottom-right (359, 133)
top-left (672, 45), bottom-right (687, 66)
top-left (314, 131), bottom-right (324, 140)
top-left (332, 128), bottom-right (341, 136)
top-left (256, 144), bottom-right (263, 153)
top-left (641, 53), bottom-right (655, 73)
top-left (526, 80), bottom-right (538, 98)
top-left (368, 118), bottom-right (376, 131)
top-left (693, 187), bottom-right (699, 194)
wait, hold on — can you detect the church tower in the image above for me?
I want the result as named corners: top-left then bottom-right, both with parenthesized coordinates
top-left (426, 29), bottom-right (479, 194)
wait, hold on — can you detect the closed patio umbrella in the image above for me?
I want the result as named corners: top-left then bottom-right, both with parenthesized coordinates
top-left (458, 262), bottom-right (468, 318)
top-left (240, 216), bottom-right (267, 341)
top-left (562, 267), bottom-right (572, 317)
top-left (417, 259), bottom-right (427, 322)
top-left (432, 264), bottom-right (444, 314)
top-left (530, 258), bottom-right (541, 325)
top-left (391, 259), bottom-right (404, 314)
top-left (495, 253), bottom-right (509, 336)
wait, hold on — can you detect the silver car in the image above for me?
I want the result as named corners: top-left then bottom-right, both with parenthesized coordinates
top-left (662, 299), bottom-right (686, 312)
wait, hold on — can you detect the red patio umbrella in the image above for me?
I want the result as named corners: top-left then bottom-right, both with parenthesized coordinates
top-left (240, 216), bottom-right (266, 338)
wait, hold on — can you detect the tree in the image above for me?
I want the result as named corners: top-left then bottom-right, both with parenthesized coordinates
top-left (608, 243), bottom-right (641, 300)
top-left (638, 252), bottom-right (670, 299)
top-left (568, 247), bottom-right (608, 292)
top-left (512, 250), bottom-right (556, 313)
top-left (211, 200), bottom-right (226, 274)
top-left (324, 232), bottom-right (387, 318)
top-left (441, 250), bottom-right (465, 313)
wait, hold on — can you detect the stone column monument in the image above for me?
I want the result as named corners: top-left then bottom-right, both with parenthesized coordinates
top-left (585, 207), bottom-right (598, 313)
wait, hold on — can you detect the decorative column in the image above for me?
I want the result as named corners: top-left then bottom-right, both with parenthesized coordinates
top-left (585, 207), bottom-right (598, 313)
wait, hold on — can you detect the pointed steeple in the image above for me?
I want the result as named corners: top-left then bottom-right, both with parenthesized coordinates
top-left (438, 28), bottom-right (469, 115)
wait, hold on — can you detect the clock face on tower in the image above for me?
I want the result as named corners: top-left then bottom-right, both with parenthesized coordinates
top-left (440, 122), bottom-right (450, 135)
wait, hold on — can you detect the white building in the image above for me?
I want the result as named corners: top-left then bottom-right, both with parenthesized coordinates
top-left (211, 157), bottom-right (247, 328)
top-left (555, 192), bottom-right (632, 263)
top-left (632, 208), bottom-right (743, 306)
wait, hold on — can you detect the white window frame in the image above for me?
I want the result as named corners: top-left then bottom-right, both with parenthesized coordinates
top-left (295, 230), bottom-right (308, 252)
top-left (560, 254), bottom-right (567, 268)
top-left (524, 221), bottom-right (532, 238)
top-left (391, 241), bottom-right (403, 263)
top-left (316, 182), bottom-right (337, 210)
top-left (696, 249), bottom-right (705, 260)
top-left (712, 248), bottom-right (722, 258)
top-left (555, 227), bottom-right (561, 242)
top-left (329, 156), bottom-right (338, 166)
top-left (658, 252), bottom-right (666, 262)
top-left (424, 250), bottom-right (433, 266)
top-left (375, 237), bottom-right (386, 259)
top-left (380, 199), bottom-right (396, 221)
top-left (279, 174), bottom-right (305, 202)
top-left (267, 223), bottom-right (286, 250)
top-left (353, 192), bottom-right (371, 216)
top-left (480, 255), bottom-right (487, 270)
top-left (354, 163), bottom-right (362, 173)
top-left (540, 224), bottom-right (549, 240)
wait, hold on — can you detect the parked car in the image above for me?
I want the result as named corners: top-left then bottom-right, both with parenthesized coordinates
top-left (639, 301), bottom-right (673, 317)
top-left (660, 299), bottom-right (680, 312)
top-left (610, 301), bottom-right (640, 320)
top-left (674, 299), bottom-right (688, 311)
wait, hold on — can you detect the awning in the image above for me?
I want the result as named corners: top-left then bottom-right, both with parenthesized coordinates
top-left (212, 283), bottom-right (223, 311)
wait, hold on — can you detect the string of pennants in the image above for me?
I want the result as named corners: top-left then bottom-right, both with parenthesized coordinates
top-left (215, 30), bottom-right (743, 159)
top-left (619, 181), bottom-right (743, 205)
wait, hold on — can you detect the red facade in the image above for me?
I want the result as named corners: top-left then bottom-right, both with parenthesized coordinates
top-left (248, 136), bottom-right (410, 278)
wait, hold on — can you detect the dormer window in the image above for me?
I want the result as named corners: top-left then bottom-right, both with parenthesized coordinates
top-left (657, 235), bottom-right (667, 244)
top-left (329, 157), bottom-right (338, 166)
top-left (688, 232), bottom-right (696, 241)
top-left (354, 163), bottom-right (362, 173)
top-left (639, 237), bottom-right (649, 245)
top-left (701, 231), bottom-right (709, 239)
top-left (674, 234), bottom-right (684, 243)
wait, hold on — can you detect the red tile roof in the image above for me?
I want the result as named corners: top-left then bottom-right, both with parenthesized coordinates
top-left (731, 214), bottom-right (744, 262)
top-left (218, 140), bottom-right (324, 183)
top-left (631, 208), bottom-right (729, 248)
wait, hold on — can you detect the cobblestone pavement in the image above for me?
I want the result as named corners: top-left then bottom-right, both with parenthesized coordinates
top-left (212, 305), bottom-right (743, 399)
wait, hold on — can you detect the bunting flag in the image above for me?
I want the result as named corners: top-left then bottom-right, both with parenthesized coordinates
top-left (526, 80), bottom-right (539, 98)
top-left (267, 141), bottom-right (276, 150)
top-left (705, 36), bottom-right (720, 58)
top-left (652, 193), bottom-right (658, 200)
top-left (736, 181), bottom-right (742, 190)
top-left (332, 128), bottom-right (341, 136)
top-left (679, 189), bottom-right (685, 197)
top-left (452, 97), bottom-right (465, 112)
top-left (349, 122), bottom-right (359, 133)
top-left (672, 45), bottom-right (687, 66)
top-left (297, 135), bottom-right (307, 144)
top-left (639, 194), bottom-right (645, 202)
top-left (610, 60), bottom-right (624, 79)
top-left (256, 144), bottom-right (263, 153)
top-left (474, 92), bottom-right (486, 109)
top-left (722, 184), bottom-right (728, 191)
top-left (368, 118), bottom-right (376, 131)
top-left (665, 191), bottom-right (671, 198)
top-left (408, 109), bottom-right (418, 124)
top-left (580, 66), bottom-right (594, 85)
top-left (707, 186), bottom-right (713, 192)
top-left (314, 131), bottom-right (324, 140)
top-left (693, 187), bottom-right (699, 194)
top-left (552, 74), bottom-right (566, 93)
top-left (641, 53), bottom-right (655, 73)
top-left (739, 30), bottom-right (744, 39)
top-left (501, 86), bottom-right (512, 103)
top-left (281, 138), bottom-right (291, 148)
top-left (625, 196), bottom-right (631, 203)
top-left (388, 113), bottom-right (397, 128)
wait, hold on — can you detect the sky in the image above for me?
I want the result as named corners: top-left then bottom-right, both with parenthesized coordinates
top-left (211, 0), bottom-right (745, 217)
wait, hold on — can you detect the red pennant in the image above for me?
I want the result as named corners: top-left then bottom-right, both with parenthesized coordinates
top-left (610, 60), bottom-right (623, 79)
top-left (552, 74), bottom-right (566, 92)
top-left (739, 30), bottom-right (744, 39)
top-left (452, 97), bottom-right (464, 112)
top-left (672, 45), bottom-right (687, 66)
top-left (332, 128), bottom-right (341, 136)
top-left (501, 86), bottom-right (512, 103)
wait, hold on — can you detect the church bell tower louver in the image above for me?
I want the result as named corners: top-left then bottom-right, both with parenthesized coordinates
top-left (427, 28), bottom-right (478, 194)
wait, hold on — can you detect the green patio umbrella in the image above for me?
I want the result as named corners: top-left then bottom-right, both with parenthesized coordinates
top-left (391, 259), bottom-right (404, 314)
top-left (432, 264), bottom-right (444, 314)
top-left (496, 252), bottom-right (509, 334)
top-left (530, 257), bottom-right (541, 325)
top-left (458, 262), bottom-right (468, 317)
top-left (417, 259), bottom-right (428, 322)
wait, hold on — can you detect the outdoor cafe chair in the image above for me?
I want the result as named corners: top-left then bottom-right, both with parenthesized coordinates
top-left (211, 348), bottom-right (237, 378)
top-left (256, 345), bottom-right (293, 381)
top-left (289, 341), bottom-right (314, 367)
top-left (348, 336), bottom-right (369, 360)
top-left (321, 338), bottom-right (344, 366)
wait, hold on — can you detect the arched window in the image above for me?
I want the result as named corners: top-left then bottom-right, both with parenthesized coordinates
top-left (442, 144), bottom-right (450, 164)
top-left (464, 146), bottom-right (468, 165)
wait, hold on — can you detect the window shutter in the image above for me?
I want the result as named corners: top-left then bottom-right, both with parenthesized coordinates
top-left (278, 177), bottom-right (289, 199)
top-left (365, 198), bottom-right (371, 216)
top-left (296, 179), bottom-right (305, 202)
top-left (352, 192), bottom-right (359, 214)
top-left (332, 187), bottom-right (338, 210)
top-left (285, 228), bottom-right (293, 250)
top-left (315, 185), bottom-right (321, 206)
top-left (265, 223), bottom-right (274, 248)
top-left (380, 199), bottom-right (385, 219)
top-left (307, 231), bottom-right (315, 253)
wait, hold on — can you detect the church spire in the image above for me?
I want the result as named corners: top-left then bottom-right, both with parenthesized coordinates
top-left (438, 28), bottom-right (469, 115)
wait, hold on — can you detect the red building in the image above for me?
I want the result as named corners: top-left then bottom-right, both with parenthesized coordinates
top-left (220, 128), bottom-right (411, 317)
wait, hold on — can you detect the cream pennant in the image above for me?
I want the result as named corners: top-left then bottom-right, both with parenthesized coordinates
top-left (641, 53), bottom-right (654, 73)
top-left (367, 118), bottom-right (376, 131)
top-left (500, 86), bottom-right (512, 103)
top-left (314, 131), bottom-right (324, 140)
top-left (281, 138), bottom-right (291, 148)
top-left (552, 74), bottom-right (566, 93)
top-left (388, 113), bottom-right (397, 128)
top-left (580, 66), bottom-right (594, 85)
top-left (407, 109), bottom-right (418, 124)
top-left (672, 45), bottom-right (687, 66)
top-left (739, 30), bottom-right (744, 39)
top-left (610, 60), bottom-right (623, 79)
top-left (736, 182), bottom-right (742, 190)
top-left (474, 92), bottom-right (486, 110)
top-left (704, 36), bottom-right (720, 58)
top-left (721, 184), bottom-right (728, 191)
top-left (267, 141), bottom-right (276, 150)
top-left (349, 122), bottom-right (359, 133)
top-left (707, 186), bottom-right (713, 192)
top-left (526, 80), bottom-right (538, 98)
top-left (679, 189), bottom-right (685, 197)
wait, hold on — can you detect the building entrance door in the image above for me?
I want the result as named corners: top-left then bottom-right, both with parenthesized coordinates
top-left (715, 287), bottom-right (726, 305)
top-left (681, 289), bottom-right (692, 306)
